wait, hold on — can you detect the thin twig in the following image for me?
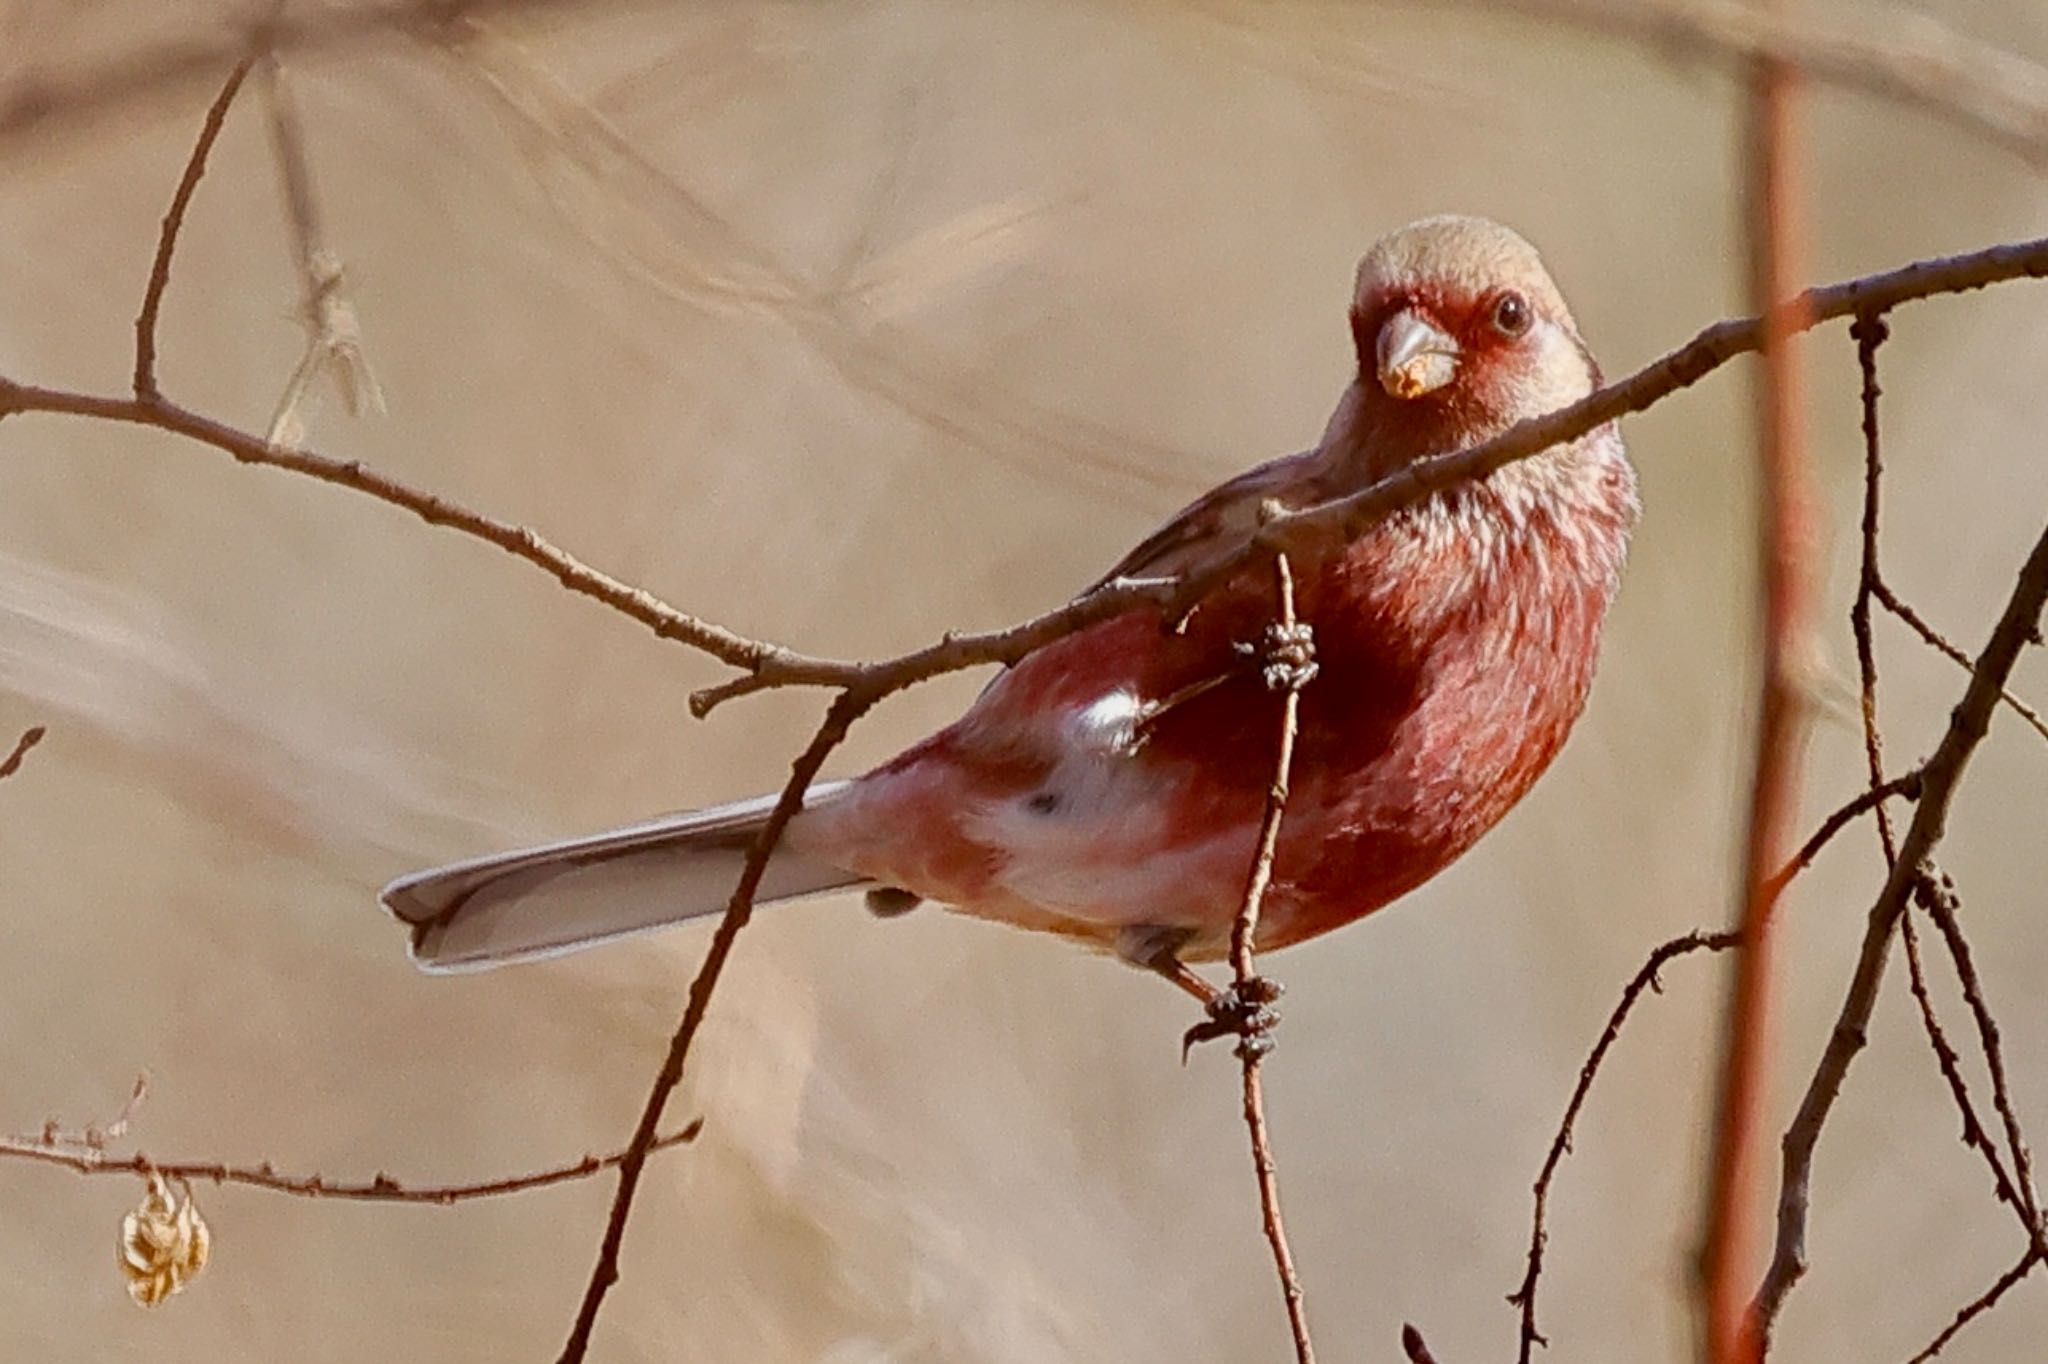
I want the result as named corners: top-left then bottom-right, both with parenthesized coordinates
top-left (1871, 581), bottom-right (2048, 745)
top-left (1225, 554), bottom-right (1316, 1364)
top-left (1914, 873), bottom-right (2045, 1231)
top-left (1847, 317), bottom-right (2040, 1247)
top-left (133, 58), bottom-right (254, 399)
top-left (1510, 929), bottom-right (1740, 1362)
top-left (1753, 512), bottom-right (2048, 1344)
top-left (555, 687), bottom-right (878, 1364)
top-left (1700, 30), bottom-right (1814, 1361)
top-left (0, 382), bottom-right (782, 672)
top-left (0, 725), bottom-right (45, 781)
top-left (1903, 1244), bottom-right (2044, 1363)
top-left (1758, 769), bottom-right (1921, 900)
top-left (0, 1120), bottom-right (701, 1204)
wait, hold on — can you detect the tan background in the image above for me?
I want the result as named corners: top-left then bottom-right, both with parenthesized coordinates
top-left (3, 2), bottom-right (2047, 1360)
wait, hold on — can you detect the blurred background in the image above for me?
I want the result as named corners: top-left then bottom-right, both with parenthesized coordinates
top-left (2, 2), bottom-right (2046, 1360)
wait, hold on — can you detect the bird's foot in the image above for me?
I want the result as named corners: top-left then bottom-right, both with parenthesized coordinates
top-left (1182, 976), bottom-right (1284, 1062)
top-left (1259, 621), bottom-right (1318, 692)
top-left (1237, 621), bottom-right (1318, 693)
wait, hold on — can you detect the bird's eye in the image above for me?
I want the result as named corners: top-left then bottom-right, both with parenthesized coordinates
top-left (1491, 291), bottom-right (1532, 338)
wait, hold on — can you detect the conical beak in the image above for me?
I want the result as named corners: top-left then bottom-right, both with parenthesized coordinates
top-left (1376, 309), bottom-right (1460, 399)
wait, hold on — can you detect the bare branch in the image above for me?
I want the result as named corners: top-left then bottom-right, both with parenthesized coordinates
top-left (1510, 929), bottom-right (1740, 1362)
top-left (133, 58), bottom-right (254, 400)
top-left (0, 1119), bottom-right (701, 1204)
top-left (1759, 770), bottom-right (1921, 901)
top-left (1904, 1245), bottom-right (2044, 1363)
top-left (1847, 316), bottom-right (2043, 1255)
top-left (1225, 555), bottom-right (1316, 1364)
top-left (1753, 511), bottom-right (2048, 1342)
top-left (555, 688), bottom-right (878, 1363)
top-left (1871, 582), bottom-right (2048, 746)
top-left (0, 381), bottom-right (783, 673)
top-left (1915, 873), bottom-right (2045, 1233)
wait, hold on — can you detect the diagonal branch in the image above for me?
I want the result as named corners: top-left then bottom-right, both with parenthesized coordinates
top-left (554, 686), bottom-right (879, 1364)
top-left (1510, 929), bottom-right (1740, 1362)
top-left (1903, 1244), bottom-right (2044, 1363)
top-left (134, 58), bottom-right (254, 399)
top-left (1753, 511), bottom-right (2048, 1345)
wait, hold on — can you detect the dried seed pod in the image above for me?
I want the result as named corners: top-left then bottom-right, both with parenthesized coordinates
top-left (118, 1172), bottom-right (210, 1307)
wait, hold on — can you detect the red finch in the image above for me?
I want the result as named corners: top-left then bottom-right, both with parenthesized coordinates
top-left (383, 216), bottom-right (1638, 1003)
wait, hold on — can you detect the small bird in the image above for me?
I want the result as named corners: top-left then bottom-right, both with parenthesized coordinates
top-left (382, 216), bottom-right (1638, 1010)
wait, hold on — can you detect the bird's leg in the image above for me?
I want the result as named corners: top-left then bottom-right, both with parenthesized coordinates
top-left (1116, 925), bottom-right (1284, 1061)
top-left (1116, 924), bottom-right (1218, 1004)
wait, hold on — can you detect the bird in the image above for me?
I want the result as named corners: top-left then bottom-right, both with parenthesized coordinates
top-left (381, 214), bottom-right (1639, 1018)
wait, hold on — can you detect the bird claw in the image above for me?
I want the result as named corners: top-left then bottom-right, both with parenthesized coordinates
top-left (1181, 976), bottom-right (1284, 1062)
top-left (1237, 621), bottom-right (1318, 693)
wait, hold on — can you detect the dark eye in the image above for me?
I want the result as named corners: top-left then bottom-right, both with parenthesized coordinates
top-left (1491, 291), bottom-right (1532, 338)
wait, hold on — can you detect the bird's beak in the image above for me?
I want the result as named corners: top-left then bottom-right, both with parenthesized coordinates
top-left (1376, 309), bottom-right (1460, 399)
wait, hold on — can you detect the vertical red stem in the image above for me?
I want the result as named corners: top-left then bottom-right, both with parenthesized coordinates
top-left (1700, 19), bottom-right (1814, 1363)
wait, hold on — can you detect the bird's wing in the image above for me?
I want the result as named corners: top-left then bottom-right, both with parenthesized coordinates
top-left (1084, 449), bottom-right (1321, 589)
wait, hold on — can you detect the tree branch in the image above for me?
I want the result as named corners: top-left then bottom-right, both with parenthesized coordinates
top-left (1225, 555), bottom-right (1317, 1364)
top-left (1510, 929), bottom-right (1741, 1363)
top-left (554, 687), bottom-right (878, 1363)
top-left (133, 58), bottom-right (254, 399)
top-left (0, 1121), bottom-right (701, 1204)
top-left (1752, 511), bottom-right (2048, 1345)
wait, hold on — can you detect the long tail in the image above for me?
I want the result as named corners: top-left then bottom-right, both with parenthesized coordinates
top-left (380, 781), bottom-right (865, 973)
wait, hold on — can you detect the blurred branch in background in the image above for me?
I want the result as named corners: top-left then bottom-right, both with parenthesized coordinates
top-left (256, 50), bottom-right (384, 448)
top-left (1465, 0), bottom-right (2048, 164)
top-left (1699, 12), bottom-right (1816, 1360)
top-left (0, 0), bottom-right (608, 147)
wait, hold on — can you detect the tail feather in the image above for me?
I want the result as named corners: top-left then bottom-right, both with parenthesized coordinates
top-left (381, 781), bottom-right (865, 973)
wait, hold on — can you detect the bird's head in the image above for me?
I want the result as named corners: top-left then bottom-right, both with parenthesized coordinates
top-left (1344, 216), bottom-right (1599, 463)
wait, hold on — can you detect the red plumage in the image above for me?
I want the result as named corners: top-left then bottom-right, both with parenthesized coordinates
top-left (383, 215), bottom-right (1639, 978)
